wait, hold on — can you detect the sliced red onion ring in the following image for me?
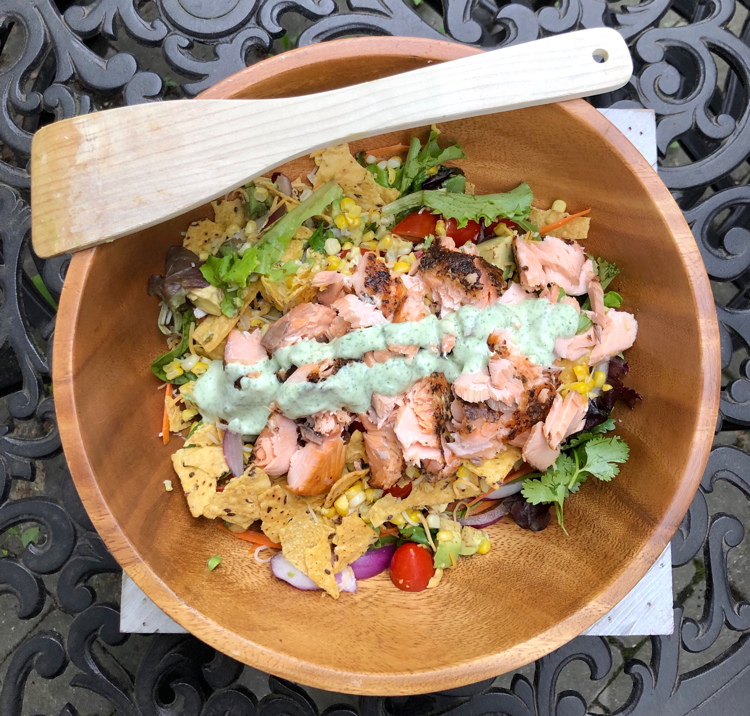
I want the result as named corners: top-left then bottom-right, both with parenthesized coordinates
top-left (270, 553), bottom-right (357, 593)
top-left (222, 430), bottom-right (244, 477)
top-left (460, 502), bottom-right (508, 528)
top-left (483, 481), bottom-right (524, 500)
top-left (271, 172), bottom-right (293, 197)
top-left (350, 543), bottom-right (396, 580)
top-left (256, 204), bottom-right (288, 233)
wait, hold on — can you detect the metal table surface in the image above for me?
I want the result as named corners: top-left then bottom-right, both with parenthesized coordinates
top-left (0, 1), bottom-right (748, 714)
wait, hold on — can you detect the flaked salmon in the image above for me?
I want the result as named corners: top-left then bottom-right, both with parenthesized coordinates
top-left (554, 326), bottom-right (597, 362)
top-left (513, 234), bottom-right (595, 296)
top-left (447, 399), bottom-right (507, 459)
top-left (312, 270), bottom-right (346, 306)
top-left (522, 421), bottom-right (560, 471)
top-left (261, 303), bottom-right (342, 353)
top-left (254, 412), bottom-right (299, 476)
top-left (363, 421), bottom-right (404, 488)
top-left (286, 436), bottom-right (346, 495)
top-left (589, 310), bottom-right (638, 365)
top-left (224, 329), bottom-right (267, 365)
top-left (543, 391), bottom-right (587, 449)
top-left (349, 251), bottom-right (407, 318)
top-left (332, 294), bottom-right (387, 329)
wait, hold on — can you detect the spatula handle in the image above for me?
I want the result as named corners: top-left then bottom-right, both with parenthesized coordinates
top-left (31, 28), bottom-right (631, 258)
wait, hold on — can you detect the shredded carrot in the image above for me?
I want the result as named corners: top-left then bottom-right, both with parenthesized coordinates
top-left (539, 208), bottom-right (591, 235)
top-left (363, 143), bottom-right (410, 157)
top-left (465, 489), bottom-right (494, 508)
top-left (218, 522), bottom-right (281, 549)
top-left (162, 384), bottom-right (172, 445)
top-left (505, 464), bottom-right (535, 482)
top-left (379, 525), bottom-right (400, 538)
top-left (466, 500), bottom-right (498, 516)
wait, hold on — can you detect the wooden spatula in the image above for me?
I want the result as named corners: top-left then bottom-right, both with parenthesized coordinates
top-left (30, 28), bottom-right (631, 258)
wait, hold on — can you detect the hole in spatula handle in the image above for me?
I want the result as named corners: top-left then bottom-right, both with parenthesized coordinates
top-left (592, 49), bottom-right (609, 64)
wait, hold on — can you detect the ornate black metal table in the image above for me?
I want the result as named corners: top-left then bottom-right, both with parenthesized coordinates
top-left (1, 1), bottom-right (749, 714)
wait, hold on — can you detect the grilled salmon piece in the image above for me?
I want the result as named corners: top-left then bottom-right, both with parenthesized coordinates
top-left (418, 239), bottom-right (507, 315)
top-left (394, 374), bottom-right (451, 471)
top-left (447, 399), bottom-right (507, 459)
top-left (286, 436), bottom-right (346, 495)
top-left (332, 294), bottom-right (387, 329)
top-left (261, 303), bottom-right (341, 354)
top-left (312, 271), bottom-right (346, 306)
top-left (543, 391), bottom-right (587, 450)
top-left (513, 234), bottom-right (595, 296)
top-left (589, 311), bottom-right (638, 365)
top-left (224, 329), bottom-right (267, 365)
top-left (364, 423), bottom-right (404, 489)
top-left (522, 421), bottom-right (560, 471)
top-left (254, 412), bottom-right (299, 476)
top-left (350, 251), bottom-right (407, 318)
top-left (554, 326), bottom-right (597, 362)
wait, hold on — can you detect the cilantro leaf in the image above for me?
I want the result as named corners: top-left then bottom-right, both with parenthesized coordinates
top-left (383, 183), bottom-right (533, 229)
top-left (399, 126), bottom-right (466, 195)
top-left (603, 291), bottom-right (623, 308)
top-left (583, 436), bottom-right (630, 481)
top-left (366, 163), bottom-right (390, 188)
top-left (308, 225), bottom-right (327, 254)
top-left (566, 418), bottom-right (616, 447)
top-left (596, 258), bottom-right (621, 290)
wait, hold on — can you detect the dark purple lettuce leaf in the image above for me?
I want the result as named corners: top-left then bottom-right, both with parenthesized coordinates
top-left (420, 166), bottom-right (465, 191)
top-left (148, 246), bottom-right (209, 312)
top-left (607, 355), bottom-right (629, 381)
top-left (501, 493), bottom-right (551, 532)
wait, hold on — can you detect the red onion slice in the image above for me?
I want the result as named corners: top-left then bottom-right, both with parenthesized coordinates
top-left (350, 543), bottom-right (396, 580)
top-left (271, 172), bottom-right (293, 197)
top-left (460, 502), bottom-right (508, 528)
top-left (270, 553), bottom-right (357, 593)
top-left (222, 430), bottom-right (244, 477)
top-left (483, 481), bottom-right (524, 500)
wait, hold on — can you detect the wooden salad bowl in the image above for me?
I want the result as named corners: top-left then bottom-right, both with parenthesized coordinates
top-left (54, 37), bottom-right (720, 695)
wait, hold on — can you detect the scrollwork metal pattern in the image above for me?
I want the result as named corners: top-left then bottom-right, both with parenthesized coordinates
top-left (0, 0), bottom-right (748, 713)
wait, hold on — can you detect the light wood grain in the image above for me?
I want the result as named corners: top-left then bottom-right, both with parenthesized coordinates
top-left (53, 37), bottom-right (718, 695)
top-left (30, 28), bottom-right (631, 258)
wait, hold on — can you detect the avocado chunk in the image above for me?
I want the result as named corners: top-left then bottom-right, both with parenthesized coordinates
top-left (477, 234), bottom-right (514, 277)
top-left (459, 525), bottom-right (488, 556)
top-left (433, 517), bottom-right (462, 569)
top-left (187, 285), bottom-right (225, 316)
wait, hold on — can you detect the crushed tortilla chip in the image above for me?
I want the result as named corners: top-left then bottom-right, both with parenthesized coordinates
top-left (427, 568), bottom-right (443, 589)
top-left (202, 465), bottom-right (271, 529)
top-left (260, 254), bottom-right (324, 311)
top-left (193, 281), bottom-right (261, 355)
top-left (312, 144), bottom-right (399, 211)
top-left (460, 447), bottom-right (523, 488)
top-left (164, 390), bottom-right (190, 433)
top-left (179, 380), bottom-right (196, 404)
top-left (324, 469), bottom-right (369, 509)
top-left (171, 445), bottom-right (227, 517)
top-left (464, 182), bottom-right (475, 195)
top-left (280, 239), bottom-right (305, 263)
top-left (333, 513), bottom-right (377, 572)
top-left (183, 219), bottom-right (225, 256)
top-left (529, 208), bottom-right (590, 240)
top-left (211, 198), bottom-right (246, 230)
top-left (281, 513), bottom-right (338, 597)
top-left (368, 478), bottom-right (479, 527)
top-left (293, 226), bottom-right (313, 241)
top-left (292, 177), bottom-right (310, 193)
top-left (185, 422), bottom-right (222, 448)
top-left (345, 430), bottom-right (367, 465)
top-left (258, 485), bottom-right (308, 543)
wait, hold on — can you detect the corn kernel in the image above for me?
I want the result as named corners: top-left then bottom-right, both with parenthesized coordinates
top-left (573, 365), bottom-right (589, 381)
top-left (390, 513), bottom-right (406, 527)
top-left (426, 166), bottom-right (439, 176)
top-left (405, 466), bottom-right (419, 478)
top-left (566, 381), bottom-right (586, 394)
top-left (349, 216), bottom-right (361, 229)
top-left (225, 223), bottom-right (241, 237)
top-left (365, 488), bottom-right (378, 502)
top-left (551, 199), bottom-right (567, 213)
top-left (361, 240), bottom-right (378, 251)
top-left (457, 466), bottom-right (471, 479)
top-left (181, 408), bottom-right (198, 421)
top-left (577, 382), bottom-right (590, 395)
top-left (435, 220), bottom-right (446, 236)
top-left (249, 318), bottom-right (265, 328)
top-left (370, 210), bottom-right (381, 223)
top-left (243, 220), bottom-right (257, 237)
top-left (192, 361), bottom-right (209, 376)
top-left (341, 197), bottom-right (356, 212)
top-left (493, 222), bottom-right (511, 237)
top-left (348, 203), bottom-right (362, 218)
top-left (477, 538), bottom-right (491, 554)
top-left (334, 494), bottom-right (349, 516)
top-left (253, 186), bottom-right (269, 202)
top-left (436, 530), bottom-right (454, 542)
top-left (392, 261), bottom-right (410, 274)
top-left (426, 513), bottom-right (441, 530)
top-left (602, 384), bottom-right (613, 392)
top-left (406, 252), bottom-right (416, 265)
top-left (341, 242), bottom-right (353, 251)
top-left (585, 377), bottom-right (595, 392)
top-left (285, 276), bottom-right (294, 288)
top-left (387, 167), bottom-right (397, 185)
top-left (348, 492), bottom-right (367, 510)
top-left (324, 237), bottom-right (341, 255)
top-left (408, 510), bottom-right (422, 523)
top-left (362, 231), bottom-right (375, 243)
top-left (326, 256), bottom-right (341, 270)
top-left (322, 506), bottom-right (337, 518)
top-left (593, 370), bottom-right (607, 388)
top-left (345, 483), bottom-right (363, 500)
top-left (334, 214), bottom-right (348, 229)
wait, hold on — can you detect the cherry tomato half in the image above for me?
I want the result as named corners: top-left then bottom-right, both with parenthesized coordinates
top-left (393, 211), bottom-right (520, 248)
top-left (390, 543), bottom-right (435, 592)
top-left (385, 483), bottom-right (412, 499)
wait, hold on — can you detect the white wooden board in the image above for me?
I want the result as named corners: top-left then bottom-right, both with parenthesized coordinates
top-left (120, 108), bottom-right (674, 638)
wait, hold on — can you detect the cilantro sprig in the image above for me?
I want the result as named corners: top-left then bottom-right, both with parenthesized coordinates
top-left (521, 431), bottom-right (629, 535)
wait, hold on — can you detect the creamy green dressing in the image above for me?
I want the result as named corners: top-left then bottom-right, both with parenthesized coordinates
top-left (193, 298), bottom-right (577, 435)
